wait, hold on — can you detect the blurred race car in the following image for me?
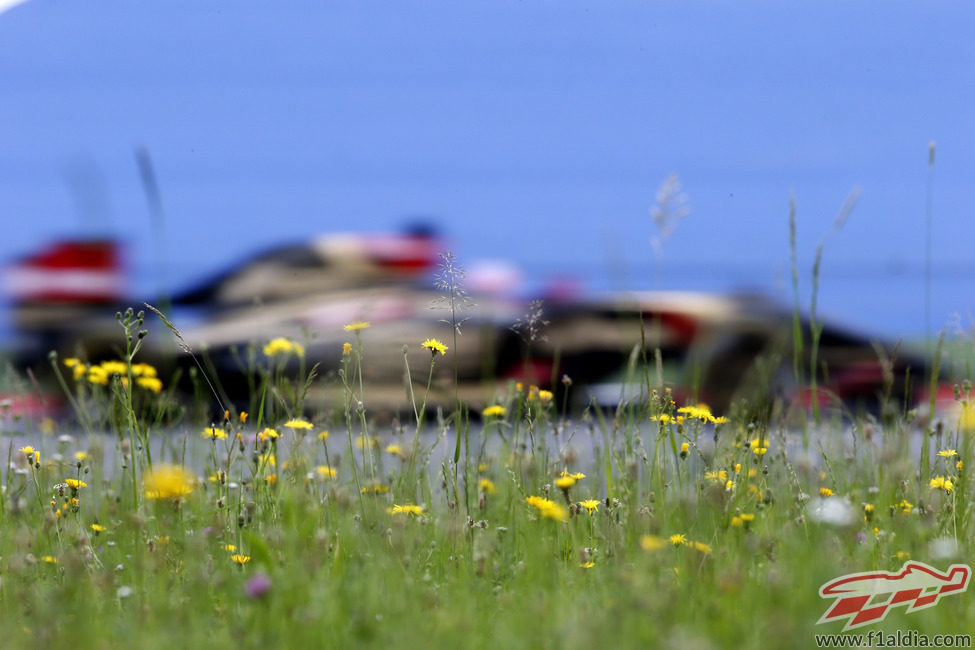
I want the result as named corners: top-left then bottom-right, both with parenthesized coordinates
top-left (3, 228), bottom-right (927, 417)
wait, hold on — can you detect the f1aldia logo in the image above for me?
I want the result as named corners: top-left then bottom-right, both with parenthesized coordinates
top-left (817, 561), bottom-right (970, 631)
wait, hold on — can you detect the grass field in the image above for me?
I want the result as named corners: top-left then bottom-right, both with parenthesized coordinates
top-left (1, 297), bottom-right (974, 650)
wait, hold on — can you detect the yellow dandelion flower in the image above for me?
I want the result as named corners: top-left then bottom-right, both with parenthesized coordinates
top-left (343, 321), bottom-right (370, 331)
top-left (958, 460), bottom-right (964, 471)
top-left (144, 464), bottom-right (194, 500)
top-left (705, 470), bottom-right (728, 483)
top-left (538, 501), bottom-right (567, 521)
top-left (957, 401), bottom-right (975, 433)
top-left (680, 442), bottom-right (689, 458)
top-left (677, 405), bottom-right (711, 421)
top-left (361, 484), bottom-right (389, 494)
top-left (342, 342), bottom-right (352, 355)
top-left (258, 428), bottom-right (279, 442)
top-left (640, 535), bottom-right (666, 552)
top-left (231, 554), bottom-right (251, 565)
top-left (938, 449), bottom-right (958, 458)
top-left (65, 358), bottom-right (87, 380)
top-left (202, 426), bottom-right (227, 440)
top-left (317, 430), bottom-right (330, 441)
top-left (240, 411), bottom-right (248, 423)
top-left (100, 360), bottom-right (128, 375)
top-left (86, 366), bottom-right (109, 385)
top-left (263, 337), bottom-right (303, 357)
top-left (315, 465), bottom-right (337, 479)
top-left (482, 405), bottom-right (506, 418)
top-left (135, 376), bottom-right (162, 393)
top-left (525, 496), bottom-right (567, 522)
top-left (265, 474), bottom-right (277, 485)
top-left (566, 471), bottom-right (586, 480)
top-left (130, 362), bottom-right (157, 377)
top-left (651, 413), bottom-right (673, 423)
top-left (283, 419), bottom-right (313, 430)
top-left (930, 476), bottom-right (954, 493)
top-left (554, 475), bottom-right (576, 490)
top-left (579, 499), bottom-right (600, 515)
top-left (65, 478), bottom-right (87, 490)
top-left (691, 541), bottom-right (712, 554)
top-left (479, 478), bottom-right (496, 495)
top-left (421, 338), bottom-right (448, 355)
top-left (820, 487), bottom-right (834, 497)
top-left (538, 389), bottom-right (554, 404)
top-left (731, 516), bottom-right (743, 528)
top-left (725, 480), bottom-right (736, 491)
top-left (580, 561), bottom-right (596, 569)
top-left (356, 435), bottom-right (379, 449)
top-left (90, 523), bottom-right (106, 534)
top-left (385, 444), bottom-right (405, 457)
top-left (894, 550), bottom-right (911, 561)
top-left (897, 499), bottom-right (913, 515)
top-left (42, 556), bottom-right (57, 564)
top-left (388, 504), bottom-right (424, 516)
top-left (224, 544), bottom-right (237, 552)
top-left (19, 445), bottom-right (35, 456)
top-left (669, 534), bottom-right (687, 547)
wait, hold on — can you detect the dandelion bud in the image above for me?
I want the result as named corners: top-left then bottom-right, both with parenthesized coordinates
top-left (561, 374), bottom-right (572, 387)
top-left (217, 497), bottom-right (225, 509)
top-left (138, 330), bottom-right (148, 339)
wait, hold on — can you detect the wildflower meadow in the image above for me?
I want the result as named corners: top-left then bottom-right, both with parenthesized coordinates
top-left (1, 274), bottom-right (974, 649)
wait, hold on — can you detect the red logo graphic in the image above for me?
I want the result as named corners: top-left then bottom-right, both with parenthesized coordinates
top-left (818, 561), bottom-right (970, 631)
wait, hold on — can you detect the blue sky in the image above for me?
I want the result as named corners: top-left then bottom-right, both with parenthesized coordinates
top-left (1, 1), bottom-right (973, 340)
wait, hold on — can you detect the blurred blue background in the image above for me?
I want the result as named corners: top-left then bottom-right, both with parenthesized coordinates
top-left (1, 0), bottom-right (973, 343)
